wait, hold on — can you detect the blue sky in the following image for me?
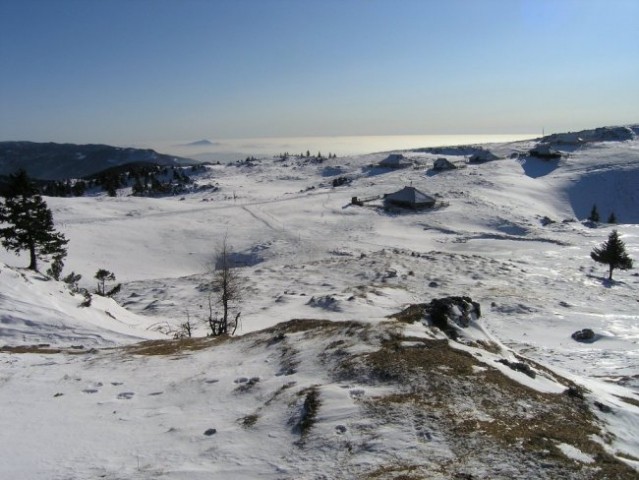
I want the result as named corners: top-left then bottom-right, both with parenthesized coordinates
top-left (1, 0), bottom-right (637, 145)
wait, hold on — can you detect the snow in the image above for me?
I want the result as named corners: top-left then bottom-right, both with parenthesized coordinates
top-left (557, 443), bottom-right (595, 463)
top-left (1, 126), bottom-right (639, 477)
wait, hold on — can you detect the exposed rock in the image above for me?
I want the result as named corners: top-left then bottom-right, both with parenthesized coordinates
top-left (307, 295), bottom-right (341, 311)
top-left (564, 386), bottom-right (585, 400)
top-left (331, 176), bottom-right (350, 187)
top-left (428, 296), bottom-right (480, 329)
top-left (203, 428), bottom-right (217, 436)
top-left (594, 401), bottom-right (612, 413)
top-left (391, 296), bottom-right (480, 339)
top-left (571, 329), bottom-right (595, 343)
top-left (497, 359), bottom-right (536, 378)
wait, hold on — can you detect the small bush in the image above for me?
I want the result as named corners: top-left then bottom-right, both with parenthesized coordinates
top-left (293, 386), bottom-right (321, 438)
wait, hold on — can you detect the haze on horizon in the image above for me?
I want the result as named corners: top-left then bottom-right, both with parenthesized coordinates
top-left (1, 0), bottom-right (637, 147)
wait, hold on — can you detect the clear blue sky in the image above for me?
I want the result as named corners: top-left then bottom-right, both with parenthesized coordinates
top-left (1, 0), bottom-right (637, 145)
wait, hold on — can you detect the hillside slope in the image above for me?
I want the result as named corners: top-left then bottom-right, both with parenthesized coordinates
top-left (1, 314), bottom-right (638, 479)
top-left (0, 126), bottom-right (638, 478)
top-left (0, 141), bottom-right (197, 180)
top-left (0, 264), bottom-right (165, 347)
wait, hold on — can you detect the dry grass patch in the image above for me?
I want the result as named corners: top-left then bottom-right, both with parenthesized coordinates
top-left (363, 463), bottom-right (425, 480)
top-left (340, 337), bottom-right (477, 384)
top-left (339, 328), bottom-right (638, 479)
top-left (389, 304), bottom-right (427, 324)
top-left (0, 345), bottom-right (63, 354)
top-left (615, 394), bottom-right (639, 408)
top-left (121, 336), bottom-right (222, 356)
top-left (238, 413), bottom-right (259, 428)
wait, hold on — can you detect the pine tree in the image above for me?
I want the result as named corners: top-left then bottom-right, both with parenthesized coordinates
top-left (607, 212), bottom-right (617, 224)
top-left (590, 230), bottom-right (633, 280)
top-left (588, 204), bottom-right (600, 222)
top-left (95, 269), bottom-right (116, 296)
top-left (0, 170), bottom-right (68, 271)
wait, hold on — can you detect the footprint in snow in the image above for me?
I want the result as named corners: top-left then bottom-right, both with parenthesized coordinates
top-left (117, 392), bottom-right (135, 400)
top-left (82, 389), bottom-right (99, 394)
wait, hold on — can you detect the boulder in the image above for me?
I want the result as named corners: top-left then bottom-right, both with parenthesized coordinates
top-left (390, 296), bottom-right (481, 339)
top-left (571, 329), bottom-right (595, 342)
top-left (427, 296), bottom-right (480, 329)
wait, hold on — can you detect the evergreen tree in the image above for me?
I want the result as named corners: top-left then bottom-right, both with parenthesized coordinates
top-left (590, 230), bottom-right (633, 280)
top-left (588, 204), bottom-right (600, 222)
top-left (95, 269), bottom-right (116, 296)
top-left (607, 212), bottom-right (617, 224)
top-left (72, 181), bottom-right (87, 197)
top-left (0, 170), bottom-right (68, 271)
top-left (46, 254), bottom-right (65, 280)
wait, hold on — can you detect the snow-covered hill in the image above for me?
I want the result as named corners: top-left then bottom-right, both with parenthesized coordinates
top-left (1, 125), bottom-right (638, 478)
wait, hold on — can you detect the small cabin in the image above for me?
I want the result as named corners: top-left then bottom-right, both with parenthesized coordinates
top-left (379, 154), bottom-right (411, 169)
top-left (384, 186), bottom-right (436, 210)
top-left (468, 150), bottom-right (499, 164)
top-left (433, 158), bottom-right (457, 171)
top-left (529, 143), bottom-right (561, 159)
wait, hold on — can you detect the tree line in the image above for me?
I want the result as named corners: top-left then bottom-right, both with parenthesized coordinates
top-left (37, 164), bottom-right (200, 198)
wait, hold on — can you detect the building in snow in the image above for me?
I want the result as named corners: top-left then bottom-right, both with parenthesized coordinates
top-left (468, 149), bottom-right (499, 164)
top-left (378, 153), bottom-right (411, 169)
top-left (528, 143), bottom-right (562, 159)
top-left (384, 186), bottom-right (436, 210)
top-left (433, 158), bottom-right (457, 171)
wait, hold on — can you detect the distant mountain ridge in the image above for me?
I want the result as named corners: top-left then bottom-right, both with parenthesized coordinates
top-left (0, 141), bottom-right (198, 180)
top-left (180, 139), bottom-right (218, 147)
top-left (540, 124), bottom-right (638, 146)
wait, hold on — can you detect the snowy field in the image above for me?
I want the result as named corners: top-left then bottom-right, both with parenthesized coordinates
top-left (1, 126), bottom-right (638, 478)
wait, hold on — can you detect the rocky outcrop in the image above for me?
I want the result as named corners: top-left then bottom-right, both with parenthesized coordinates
top-left (571, 329), bottom-right (596, 342)
top-left (391, 296), bottom-right (481, 339)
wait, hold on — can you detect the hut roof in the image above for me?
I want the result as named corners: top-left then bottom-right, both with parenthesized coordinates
top-left (385, 186), bottom-right (436, 207)
top-left (433, 158), bottom-right (457, 170)
top-left (379, 154), bottom-right (410, 168)
top-left (469, 150), bottom-right (499, 163)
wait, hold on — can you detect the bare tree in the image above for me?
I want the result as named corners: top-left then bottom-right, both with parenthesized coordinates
top-left (207, 237), bottom-right (242, 336)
